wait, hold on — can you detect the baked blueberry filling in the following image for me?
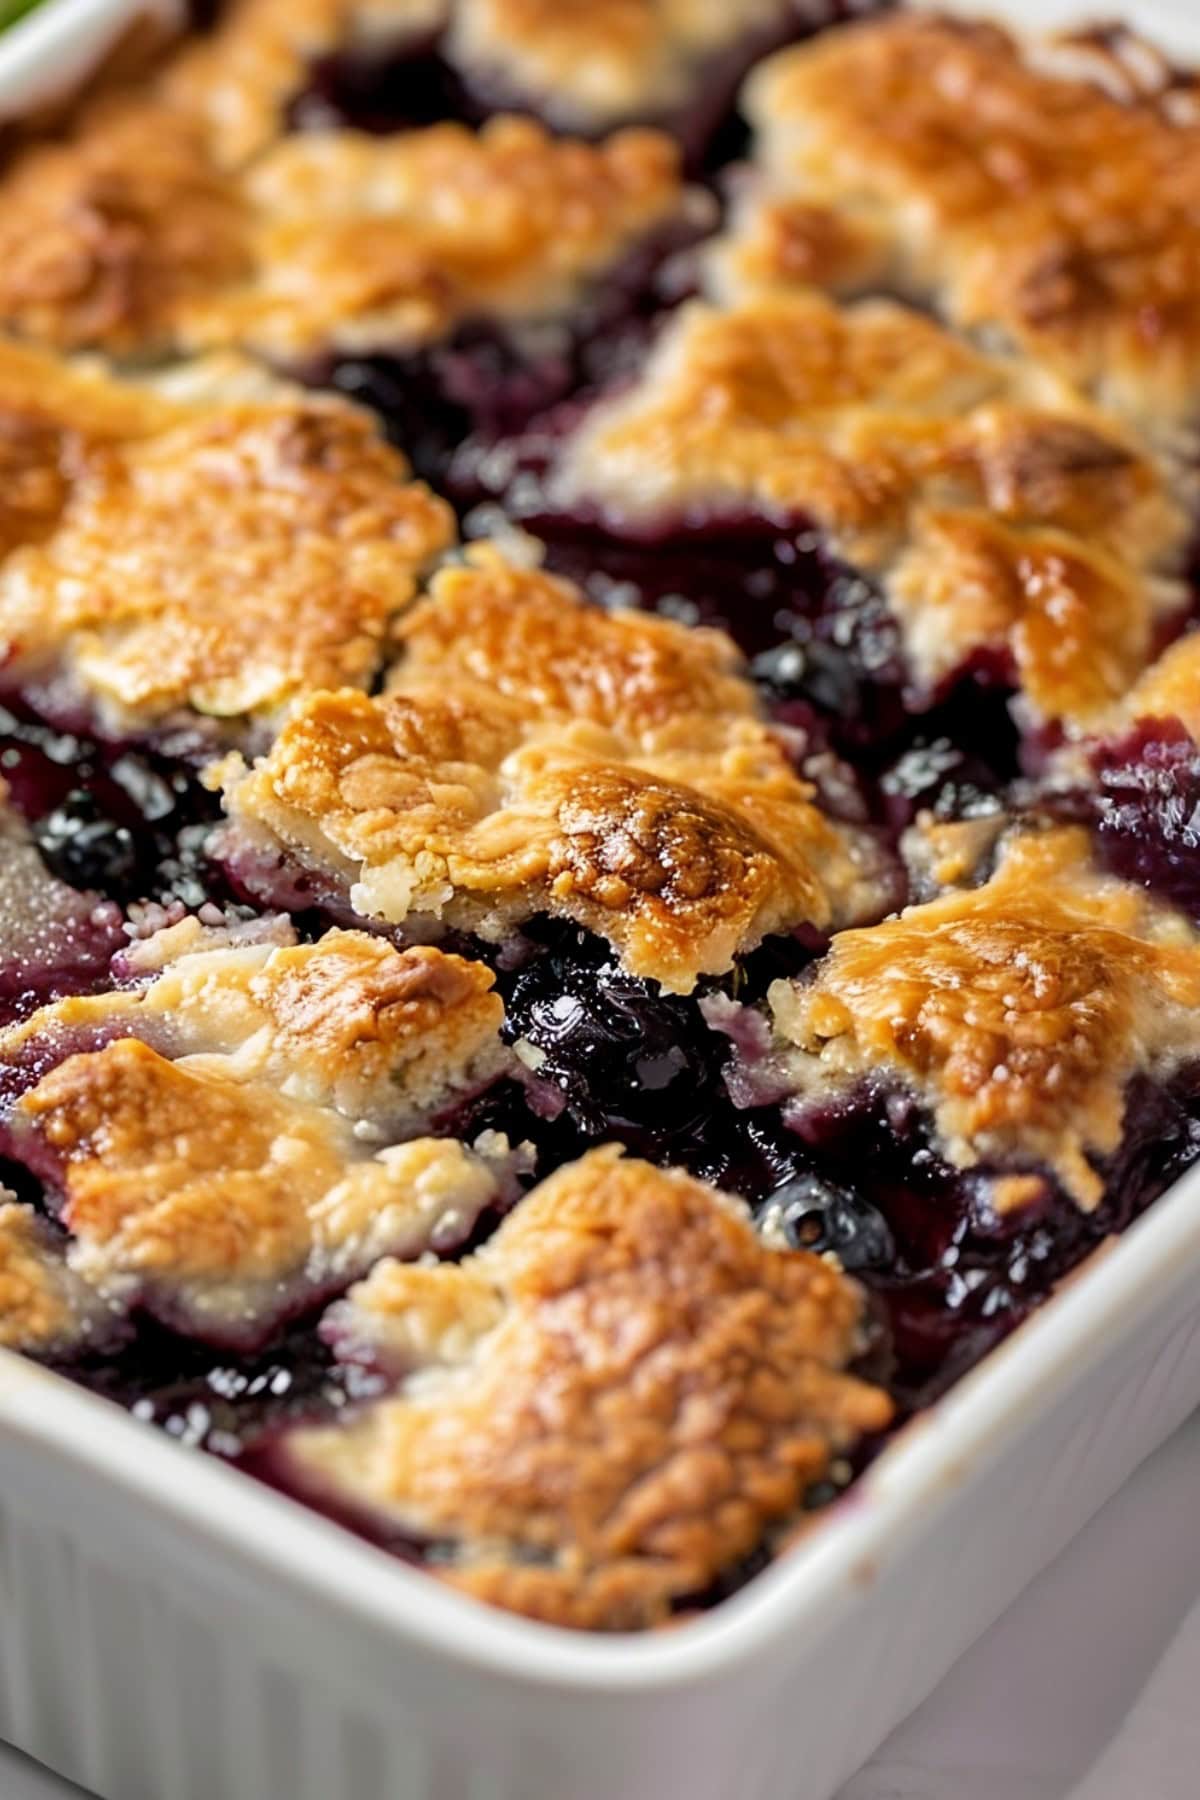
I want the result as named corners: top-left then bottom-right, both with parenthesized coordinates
top-left (1088, 719), bottom-right (1200, 919)
top-left (0, 699), bottom-right (223, 910)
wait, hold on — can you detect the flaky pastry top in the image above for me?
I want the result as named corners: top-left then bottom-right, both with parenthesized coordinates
top-left (185, 116), bottom-right (694, 361)
top-left (745, 14), bottom-right (1200, 426)
top-left (0, 370), bottom-right (452, 737)
top-left (0, 103), bottom-right (251, 356)
top-left (13, 1040), bottom-right (511, 1347)
top-left (552, 291), bottom-right (1186, 723)
top-left (6, 926), bottom-right (509, 1133)
top-left (2, 926), bottom-right (514, 1343)
top-left (216, 554), bottom-right (888, 991)
top-left (283, 1146), bottom-right (891, 1629)
top-left (766, 827), bottom-right (1200, 1209)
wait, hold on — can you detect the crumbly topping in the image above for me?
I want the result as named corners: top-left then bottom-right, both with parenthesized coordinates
top-left (387, 555), bottom-right (760, 736)
top-left (0, 383), bottom-right (452, 737)
top-left (745, 14), bottom-right (1200, 427)
top-left (5, 928), bottom-right (509, 1135)
top-left (450, 0), bottom-right (792, 130)
top-left (184, 117), bottom-right (693, 361)
top-left (0, 1199), bottom-right (120, 1357)
top-left (766, 827), bottom-right (1200, 1209)
top-left (13, 1039), bottom-right (510, 1346)
top-left (216, 554), bottom-right (887, 991)
top-left (284, 1146), bottom-right (891, 1630)
top-left (1120, 630), bottom-right (1200, 739)
top-left (0, 103), bottom-right (251, 355)
top-left (552, 292), bottom-right (1186, 723)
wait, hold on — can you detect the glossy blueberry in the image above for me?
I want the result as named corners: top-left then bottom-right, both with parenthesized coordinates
top-left (765, 1171), bottom-right (896, 1272)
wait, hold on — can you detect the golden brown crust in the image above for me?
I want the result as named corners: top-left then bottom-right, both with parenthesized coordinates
top-left (218, 554), bottom-right (886, 990)
top-left (6, 928), bottom-right (508, 1134)
top-left (0, 104), bottom-right (251, 355)
top-left (767, 828), bottom-right (1200, 1209)
top-left (555, 292), bottom-right (1186, 723)
top-left (745, 14), bottom-right (1200, 424)
top-left (0, 70), bottom-right (691, 362)
top-left (0, 385), bottom-right (453, 735)
top-left (450, 0), bottom-right (791, 129)
top-left (288, 1147), bottom-right (892, 1630)
top-left (13, 1038), bottom-right (509, 1343)
top-left (0, 1200), bottom-right (118, 1356)
top-left (1121, 630), bottom-right (1200, 738)
top-left (389, 556), bottom-right (757, 736)
top-left (185, 116), bottom-right (691, 360)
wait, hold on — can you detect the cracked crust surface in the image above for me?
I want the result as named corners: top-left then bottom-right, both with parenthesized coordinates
top-left (0, 103), bottom-right (252, 355)
top-left (5, 926), bottom-right (509, 1134)
top-left (217, 554), bottom-right (888, 991)
top-left (0, 373), bottom-right (452, 738)
top-left (160, 0), bottom-right (796, 162)
top-left (283, 1146), bottom-right (891, 1630)
top-left (745, 13), bottom-right (1200, 426)
top-left (12, 1041), bottom-right (510, 1347)
top-left (552, 291), bottom-right (1186, 723)
top-left (2, 928), bottom-right (513, 1344)
top-left (185, 116), bottom-right (693, 361)
top-left (765, 827), bottom-right (1200, 1210)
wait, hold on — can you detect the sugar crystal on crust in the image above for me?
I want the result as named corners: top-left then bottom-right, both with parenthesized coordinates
top-left (744, 13), bottom-right (1200, 427)
top-left (282, 1146), bottom-right (892, 1630)
top-left (216, 554), bottom-right (889, 991)
top-left (765, 827), bottom-right (1200, 1210)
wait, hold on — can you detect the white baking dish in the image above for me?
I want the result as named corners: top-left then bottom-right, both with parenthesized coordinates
top-left (2, 5), bottom-right (1199, 1799)
top-left (0, 0), bottom-right (179, 121)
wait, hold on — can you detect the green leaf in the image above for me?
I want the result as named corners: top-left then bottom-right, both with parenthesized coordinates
top-left (0, 0), bottom-right (45, 30)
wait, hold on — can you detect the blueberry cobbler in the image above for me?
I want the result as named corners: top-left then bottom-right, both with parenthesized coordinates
top-left (0, 2), bottom-right (1199, 1632)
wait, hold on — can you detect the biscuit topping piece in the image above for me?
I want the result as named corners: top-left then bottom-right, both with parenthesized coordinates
top-left (0, 355), bottom-right (452, 740)
top-left (282, 1146), bottom-right (891, 1630)
top-left (764, 828), bottom-right (1200, 1210)
top-left (550, 291), bottom-right (1186, 725)
top-left (216, 554), bottom-right (889, 991)
top-left (745, 14), bottom-right (1200, 426)
top-left (185, 117), bottom-right (694, 362)
top-left (3, 930), bottom-right (515, 1345)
